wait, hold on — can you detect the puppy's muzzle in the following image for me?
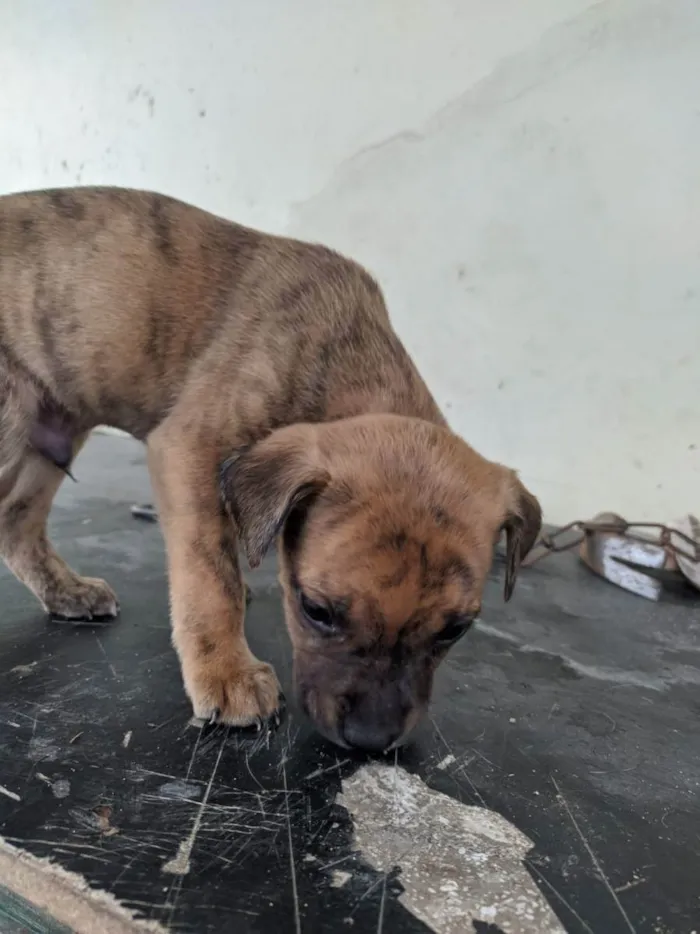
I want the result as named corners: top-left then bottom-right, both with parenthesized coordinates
top-left (340, 689), bottom-right (408, 753)
top-left (298, 661), bottom-right (425, 753)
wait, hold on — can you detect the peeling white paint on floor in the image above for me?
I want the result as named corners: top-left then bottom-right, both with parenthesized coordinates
top-left (339, 764), bottom-right (565, 934)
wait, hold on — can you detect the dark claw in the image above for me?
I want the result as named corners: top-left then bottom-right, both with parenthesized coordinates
top-left (270, 695), bottom-right (287, 730)
top-left (50, 612), bottom-right (88, 623)
top-left (131, 504), bottom-right (159, 522)
top-left (49, 612), bottom-right (115, 627)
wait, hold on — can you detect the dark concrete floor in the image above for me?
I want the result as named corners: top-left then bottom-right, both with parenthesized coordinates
top-left (0, 434), bottom-right (698, 933)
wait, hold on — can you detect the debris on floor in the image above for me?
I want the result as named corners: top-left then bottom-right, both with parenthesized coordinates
top-left (339, 763), bottom-right (566, 933)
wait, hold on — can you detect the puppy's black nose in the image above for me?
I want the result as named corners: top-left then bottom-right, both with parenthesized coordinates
top-left (342, 715), bottom-right (401, 753)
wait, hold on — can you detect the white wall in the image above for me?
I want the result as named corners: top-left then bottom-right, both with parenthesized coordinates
top-left (3, 0), bottom-right (699, 522)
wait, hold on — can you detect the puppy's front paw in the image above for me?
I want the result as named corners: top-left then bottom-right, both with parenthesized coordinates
top-left (47, 576), bottom-right (120, 621)
top-left (186, 658), bottom-right (283, 729)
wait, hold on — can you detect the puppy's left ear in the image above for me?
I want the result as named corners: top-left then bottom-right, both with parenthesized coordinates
top-left (502, 474), bottom-right (542, 602)
top-left (220, 424), bottom-right (330, 569)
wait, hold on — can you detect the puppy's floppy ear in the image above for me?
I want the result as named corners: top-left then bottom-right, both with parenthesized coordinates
top-left (502, 474), bottom-right (542, 602)
top-left (220, 424), bottom-right (330, 569)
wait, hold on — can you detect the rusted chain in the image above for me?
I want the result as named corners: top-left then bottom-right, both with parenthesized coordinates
top-left (524, 519), bottom-right (700, 568)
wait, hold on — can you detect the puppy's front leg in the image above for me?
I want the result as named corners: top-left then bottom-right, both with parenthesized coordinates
top-left (147, 426), bottom-right (282, 727)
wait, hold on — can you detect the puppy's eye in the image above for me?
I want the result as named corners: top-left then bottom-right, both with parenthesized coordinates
top-left (300, 592), bottom-right (337, 635)
top-left (436, 614), bottom-right (477, 645)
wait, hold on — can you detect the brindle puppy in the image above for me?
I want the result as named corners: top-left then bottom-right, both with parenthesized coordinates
top-left (0, 188), bottom-right (541, 751)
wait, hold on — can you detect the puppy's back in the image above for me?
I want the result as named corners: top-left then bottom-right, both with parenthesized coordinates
top-left (0, 186), bottom-right (439, 438)
top-left (0, 187), bottom-right (263, 427)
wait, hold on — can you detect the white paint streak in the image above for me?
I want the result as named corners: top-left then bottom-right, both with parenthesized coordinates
top-left (475, 621), bottom-right (700, 691)
top-left (552, 776), bottom-right (637, 934)
top-left (282, 759), bottom-right (302, 934)
top-left (9, 661), bottom-right (38, 676)
top-left (96, 637), bottom-right (118, 681)
top-left (331, 870), bottom-right (352, 888)
top-left (122, 731), bottom-right (133, 749)
top-left (0, 785), bottom-right (21, 803)
top-left (436, 754), bottom-right (456, 770)
top-left (339, 764), bottom-right (566, 934)
top-left (162, 735), bottom-right (225, 876)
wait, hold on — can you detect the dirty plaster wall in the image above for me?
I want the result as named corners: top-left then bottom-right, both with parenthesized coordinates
top-left (2, 0), bottom-right (699, 523)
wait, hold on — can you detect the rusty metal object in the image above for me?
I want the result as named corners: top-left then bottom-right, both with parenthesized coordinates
top-left (578, 513), bottom-right (670, 600)
top-left (523, 513), bottom-right (700, 601)
top-left (670, 515), bottom-right (700, 592)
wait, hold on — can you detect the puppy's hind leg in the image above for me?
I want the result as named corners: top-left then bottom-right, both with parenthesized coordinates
top-left (0, 370), bottom-right (35, 487)
top-left (0, 424), bottom-right (120, 621)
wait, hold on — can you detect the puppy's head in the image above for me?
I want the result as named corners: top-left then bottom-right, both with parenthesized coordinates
top-left (221, 415), bottom-right (541, 752)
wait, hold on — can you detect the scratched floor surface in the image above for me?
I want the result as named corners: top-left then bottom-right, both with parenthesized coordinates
top-left (0, 434), bottom-right (699, 934)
